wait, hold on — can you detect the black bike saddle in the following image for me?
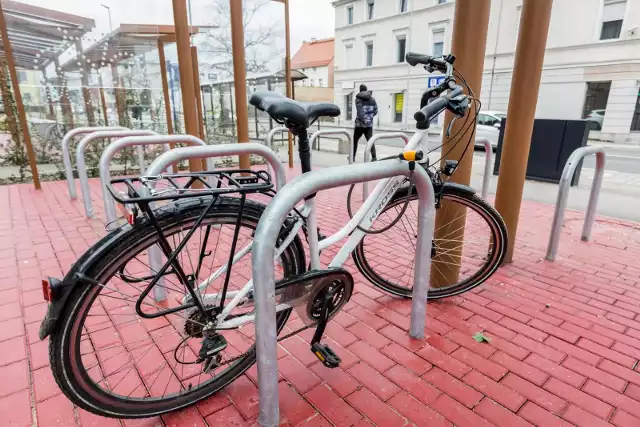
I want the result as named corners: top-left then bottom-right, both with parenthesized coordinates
top-left (250, 91), bottom-right (340, 129)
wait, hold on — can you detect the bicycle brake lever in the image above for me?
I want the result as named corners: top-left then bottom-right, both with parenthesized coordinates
top-left (446, 117), bottom-right (457, 138)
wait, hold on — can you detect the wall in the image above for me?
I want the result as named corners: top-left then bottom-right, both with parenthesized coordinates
top-left (294, 87), bottom-right (334, 102)
top-left (295, 65), bottom-right (330, 88)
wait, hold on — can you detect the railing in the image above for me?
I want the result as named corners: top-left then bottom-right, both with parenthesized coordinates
top-left (62, 126), bottom-right (127, 198)
top-left (76, 130), bottom-right (156, 218)
top-left (362, 132), bottom-right (410, 200)
top-left (251, 159), bottom-right (435, 426)
top-left (309, 129), bottom-right (354, 164)
top-left (546, 146), bottom-right (606, 261)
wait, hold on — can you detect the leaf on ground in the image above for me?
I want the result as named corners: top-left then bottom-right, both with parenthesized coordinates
top-left (472, 332), bottom-right (491, 343)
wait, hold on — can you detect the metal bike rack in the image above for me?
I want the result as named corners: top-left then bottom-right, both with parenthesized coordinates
top-left (251, 159), bottom-right (435, 426)
top-left (264, 127), bottom-right (289, 177)
top-left (76, 130), bottom-right (157, 218)
top-left (309, 129), bottom-right (354, 164)
top-left (362, 132), bottom-right (410, 200)
top-left (546, 146), bottom-right (605, 261)
top-left (478, 138), bottom-right (493, 200)
top-left (62, 126), bottom-right (127, 198)
top-left (100, 135), bottom-right (215, 227)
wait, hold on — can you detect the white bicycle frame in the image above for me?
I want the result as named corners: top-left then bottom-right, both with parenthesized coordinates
top-left (196, 128), bottom-right (429, 330)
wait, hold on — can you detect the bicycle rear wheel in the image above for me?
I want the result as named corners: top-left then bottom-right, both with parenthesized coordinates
top-left (353, 185), bottom-right (507, 299)
top-left (48, 196), bottom-right (305, 418)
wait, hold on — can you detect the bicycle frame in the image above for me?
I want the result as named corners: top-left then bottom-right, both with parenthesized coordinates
top-left (200, 127), bottom-right (430, 330)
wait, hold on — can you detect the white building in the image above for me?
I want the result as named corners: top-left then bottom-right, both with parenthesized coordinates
top-left (332, 0), bottom-right (640, 143)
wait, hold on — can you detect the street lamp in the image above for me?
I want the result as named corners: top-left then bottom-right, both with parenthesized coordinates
top-left (101, 4), bottom-right (112, 32)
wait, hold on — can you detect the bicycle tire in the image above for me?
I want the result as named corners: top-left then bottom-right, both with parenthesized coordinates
top-left (352, 185), bottom-right (507, 299)
top-left (49, 196), bottom-right (306, 418)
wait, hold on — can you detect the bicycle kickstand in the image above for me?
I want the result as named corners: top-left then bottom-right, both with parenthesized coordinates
top-left (310, 290), bottom-right (341, 368)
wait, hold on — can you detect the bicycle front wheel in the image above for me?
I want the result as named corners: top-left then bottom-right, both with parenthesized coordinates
top-left (353, 185), bottom-right (507, 299)
top-left (48, 196), bottom-right (306, 418)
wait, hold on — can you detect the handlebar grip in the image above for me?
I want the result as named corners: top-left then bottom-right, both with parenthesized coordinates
top-left (414, 97), bottom-right (448, 123)
top-left (405, 52), bottom-right (433, 67)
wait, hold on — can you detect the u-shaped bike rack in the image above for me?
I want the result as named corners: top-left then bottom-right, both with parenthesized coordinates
top-left (62, 126), bottom-right (128, 198)
top-left (309, 129), bottom-right (354, 164)
top-left (362, 132), bottom-right (410, 200)
top-left (251, 159), bottom-right (436, 426)
top-left (100, 135), bottom-right (216, 228)
top-left (546, 146), bottom-right (606, 261)
top-left (77, 130), bottom-right (157, 218)
top-left (264, 127), bottom-right (290, 177)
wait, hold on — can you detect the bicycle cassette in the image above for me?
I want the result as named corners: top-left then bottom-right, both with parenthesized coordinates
top-left (275, 268), bottom-right (354, 325)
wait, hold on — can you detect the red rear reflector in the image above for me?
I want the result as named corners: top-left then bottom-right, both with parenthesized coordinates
top-left (41, 279), bottom-right (51, 302)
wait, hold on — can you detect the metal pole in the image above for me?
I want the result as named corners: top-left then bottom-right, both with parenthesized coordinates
top-left (432, 0), bottom-right (491, 287)
top-left (251, 159), bottom-right (435, 426)
top-left (76, 130), bottom-right (156, 218)
top-left (0, 3), bottom-right (41, 189)
top-left (362, 132), bottom-right (410, 200)
top-left (100, 135), bottom-right (214, 227)
top-left (157, 41), bottom-right (174, 135)
top-left (267, 78), bottom-right (274, 130)
top-left (494, 0), bottom-right (554, 262)
top-left (546, 146), bottom-right (605, 261)
top-left (62, 126), bottom-right (127, 198)
top-left (309, 130), bottom-right (353, 164)
top-left (284, 0), bottom-right (294, 168)
top-left (254, 107), bottom-right (259, 139)
top-left (230, 0), bottom-right (251, 169)
top-left (172, 0), bottom-right (202, 173)
top-left (479, 138), bottom-right (493, 201)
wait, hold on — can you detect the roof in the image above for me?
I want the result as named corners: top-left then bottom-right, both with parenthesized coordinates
top-left (0, 0), bottom-right (95, 70)
top-left (59, 24), bottom-right (210, 74)
top-left (202, 69), bottom-right (307, 87)
top-left (291, 38), bottom-right (334, 69)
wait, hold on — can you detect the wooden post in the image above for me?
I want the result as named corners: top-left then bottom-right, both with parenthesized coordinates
top-left (494, 0), bottom-right (554, 262)
top-left (172, 0), bottom-right (201, 173)
top-left (157, 40), bottom-right (174, 135)
top-left (229, 0), bottom-right (250, 169)
top-left (0, 3), bottom-right (41, 189)
top-left (54, 58), bottom-right (74, 128)
top-left (431, 0), bottom-right (491, 287)
top-left (76, 40), bottom-right (96, 126)
top-left (111, 64), bottom-right (127, 127)
top-left (191, 46), bottom-right (205, 140)
top-left (42, 69), bottom-right (56, 120)
top-left (98, 73), bottom-right (109, 125)
top-left (284, 0), bottom-right (293, 167)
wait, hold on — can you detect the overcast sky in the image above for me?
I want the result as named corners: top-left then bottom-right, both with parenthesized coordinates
top-left (19, 0), bottom-right (335, 57)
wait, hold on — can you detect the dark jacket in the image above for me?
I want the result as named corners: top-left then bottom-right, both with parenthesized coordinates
top-left (355, 91), bottom-right (378, 128)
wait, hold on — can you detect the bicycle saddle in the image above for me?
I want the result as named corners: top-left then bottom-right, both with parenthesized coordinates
top-left (249, 91), bottom-right (341, 128)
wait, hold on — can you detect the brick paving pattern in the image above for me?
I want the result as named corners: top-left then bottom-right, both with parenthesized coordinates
top-left (1, 169), bottom-right (640, 426)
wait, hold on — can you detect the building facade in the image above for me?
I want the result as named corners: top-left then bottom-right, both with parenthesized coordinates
top-left (332, 0), bottom-right (640, 143)
top-left (292, 38), bottom-right (335, 102)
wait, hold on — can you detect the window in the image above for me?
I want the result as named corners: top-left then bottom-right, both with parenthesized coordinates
top-left (478, 114), bottom-right (500, 127)
top-left (365, 41), bottom-right (374, 67)
top-left (347, 6), bottom-right (354, 25)
top-left (397, 36), bottom-right (407, 63)
top-left (319, 78), bottom-right (323, 87)
top-left (345, 92), bottom-right (353, 120)
top-left (310, 79), bottom-right (314, 87)
top-left (582, 81), bottom-right (611, 123)
top-left (394, 93), bottom-right (404, 122)
top-left (17, 71), bottom-right (27, 83)
top-left (345, 44), bottom-right (354, 69)
top-left (432, 29), bottom-right (445, 57)
top-left (437, 0), bottom-right (447, 4)
top-left (600, 0), bottom-right (626, 40)
top-left (400, 0), bottom-right (408, 13)
top-left (367, 0), bottom-right (375, 20)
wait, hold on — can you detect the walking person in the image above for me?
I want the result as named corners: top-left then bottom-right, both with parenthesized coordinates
top-left (353, 84), bottom-right (378, 161)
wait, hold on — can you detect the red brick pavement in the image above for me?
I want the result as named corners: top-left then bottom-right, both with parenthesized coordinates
top-left (1, 170), bottom-right (640, 426)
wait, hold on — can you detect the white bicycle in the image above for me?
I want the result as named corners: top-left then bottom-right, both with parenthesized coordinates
top-left (40, 52), bottom-right (507, 418)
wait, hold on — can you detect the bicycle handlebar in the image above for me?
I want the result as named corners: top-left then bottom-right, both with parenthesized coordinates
top-left (414, 85), bottom-right (464, 123)
top-left (405, 52), bottom-right (451, 72)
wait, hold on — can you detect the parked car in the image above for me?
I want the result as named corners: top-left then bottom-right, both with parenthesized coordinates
top-left (475, 111), bottom-right (505, 150)
top-left (586, 109), bottom-right (605, 130)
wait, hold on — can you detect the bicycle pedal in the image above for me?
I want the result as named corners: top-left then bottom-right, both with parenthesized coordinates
top-left (311, 342), bottom-right (341, 368)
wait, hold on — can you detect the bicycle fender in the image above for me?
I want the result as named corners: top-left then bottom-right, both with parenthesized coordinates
top-left (442, 182), bottom-right (476, 196)
top-left (38, 276), bottom-right (76, 340)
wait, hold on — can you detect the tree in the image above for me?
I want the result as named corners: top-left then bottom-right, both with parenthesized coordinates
top-left (198, 0), bottom-right (283, 78)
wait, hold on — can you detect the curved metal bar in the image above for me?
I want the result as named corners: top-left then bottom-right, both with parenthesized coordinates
top-left (309, 129), bottom-right (353, 164)
top-left (546, 146), bottom-right (606, 261)
top-left (76, 130), bottom-right (156, 218)
top-left (100, 134), bottom-right (214, 228)
top-left (264, 127), bottom-right (289, 178)
top-left (362, 132), bottom-right (410, 200)
top-left (251, 159), bottom-right (435, 426)
top-left (478, 138), bottom-right (493, 201)
top-left (62, 126), bottom-right (127, 198)
top-left (144, 142), bottom-right (287, 190)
